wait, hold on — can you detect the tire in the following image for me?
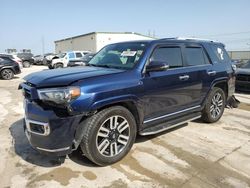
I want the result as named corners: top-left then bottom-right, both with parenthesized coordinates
top-left (1, 69), bottom-right (14, 80)
top-left (80, 106), bottom-right (137, 166)
top-left (54, 63), bottom-right (63, 69)
top-left (201, 87), bottom-right (226, 123)
top-left (23, 61), bottom-right (31, 68)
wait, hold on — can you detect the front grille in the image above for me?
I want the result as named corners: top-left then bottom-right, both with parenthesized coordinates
top-left (237, 74), bottom-right (250, 82)
top-left (22, 82), bottom-right (36, 100)
top-left (23, 88), bottom-right (31, 99)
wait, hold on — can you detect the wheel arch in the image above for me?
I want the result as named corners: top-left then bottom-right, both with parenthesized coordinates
top-left (96, 101), bottom-right (142, 132)
top-left (0, 66), bottom-right (15, 73)
top-left (73, 100), bottom-right (142, 153)
top-left (212, 80), bottom-right (228, 99)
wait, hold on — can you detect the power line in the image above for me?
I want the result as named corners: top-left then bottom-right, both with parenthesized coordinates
top-left (197, 31), bottom-right (250, 37)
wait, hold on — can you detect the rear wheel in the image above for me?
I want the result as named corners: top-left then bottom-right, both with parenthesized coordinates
top-left (80, 106), bottom-right (137, 166)
top-left (54, 63), bottom-right (63, 68)
top-left (1, 69), bottom-right (14, 80)
top-left (23, 61), bottom-right (31, 68)
top-left (201, 87), bottom-right (226, 123)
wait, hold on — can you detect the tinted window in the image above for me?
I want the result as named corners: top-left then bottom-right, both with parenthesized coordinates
top-left (89, 42), bottom-right (148, 70)
top-left (75, 52), bottom-right (82, 58)
top-left (211, 45), bottom-right (230, 63)
top-left (151, 47), bottom-right (183, 68)
top-left (68, 52), bottom-right (75, 59)
top-left (185, 47), bottom-right (206, 66)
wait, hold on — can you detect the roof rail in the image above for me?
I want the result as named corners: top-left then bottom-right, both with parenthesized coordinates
top-left (161, 37), bottom-right (217, 42)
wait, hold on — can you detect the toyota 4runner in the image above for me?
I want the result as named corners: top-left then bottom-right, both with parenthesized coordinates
top-left (19, 38), bottom-right (235, 166)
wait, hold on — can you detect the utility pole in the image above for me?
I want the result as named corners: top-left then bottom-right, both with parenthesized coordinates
top-left (42, 36), bottom-right (45, 55)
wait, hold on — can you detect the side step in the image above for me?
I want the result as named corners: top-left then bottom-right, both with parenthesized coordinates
top-left (140, 112), bottom-right (201, 136)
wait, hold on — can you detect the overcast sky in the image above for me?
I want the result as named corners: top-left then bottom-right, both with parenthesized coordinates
top-left (1, 0), bottom-right (250, 55)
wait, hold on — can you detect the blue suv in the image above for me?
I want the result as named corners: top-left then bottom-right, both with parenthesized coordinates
top-left (20, 38), bottom-right (235, 166)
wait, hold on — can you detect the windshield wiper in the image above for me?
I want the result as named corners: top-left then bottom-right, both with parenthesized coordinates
top-left (87, 64), bottom-right (115, 68)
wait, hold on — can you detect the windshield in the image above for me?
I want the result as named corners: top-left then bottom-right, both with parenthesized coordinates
top-left (88, 42), bottom-right (148, 70)
top-left (242, 61), bottom-right (250, 68)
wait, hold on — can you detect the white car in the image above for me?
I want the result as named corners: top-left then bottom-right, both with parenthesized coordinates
top-left (49, 51), bottom-right (91, 69)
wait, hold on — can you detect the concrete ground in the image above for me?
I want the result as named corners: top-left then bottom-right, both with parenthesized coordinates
top-left (0, 66), bottom-right (250, 188)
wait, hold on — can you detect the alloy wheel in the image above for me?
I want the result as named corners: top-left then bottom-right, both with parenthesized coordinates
top-left (1, 69), bottom-right (13, 80)
top-left (96, 115), bottom-right (130, 157)
top-left (210, 92), bottom-right (223, 119)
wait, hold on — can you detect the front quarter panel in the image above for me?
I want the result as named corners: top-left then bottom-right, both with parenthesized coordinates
top-left (70, 71), bottom-right (143, 113)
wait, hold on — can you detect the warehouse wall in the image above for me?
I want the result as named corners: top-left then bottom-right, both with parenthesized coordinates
top-left (228, 51), bottom-right (250, 61)
top-left (55, 34), bottom-right (97, 53)
top-left (55, 33), bottom-right (154, 54)
top-left (96, 33), bottom-right (153, 52)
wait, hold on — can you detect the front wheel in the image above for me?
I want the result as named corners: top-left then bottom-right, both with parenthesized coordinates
top-left (54, 63), bottom-right (63, 68)
top-left (23, 61), bottom-right (31, 68)
top-left (80, 106), bottom-right (137, 166)
top-left (201, 87), bottom-right (226, 123)
top-left (1, 69), bottom-right (14, 80)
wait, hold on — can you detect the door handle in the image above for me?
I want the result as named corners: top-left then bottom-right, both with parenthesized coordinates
top-left (207, 70), bottom-right (216, 76)
top-left (179, 75), bottom-right (190, 81)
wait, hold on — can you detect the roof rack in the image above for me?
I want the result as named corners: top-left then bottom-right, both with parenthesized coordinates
top-left (161, 37), bottom-right (217, 42)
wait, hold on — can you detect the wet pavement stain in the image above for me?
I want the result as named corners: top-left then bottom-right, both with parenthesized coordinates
top-left (82, 171), bottom-right (97, 180)
top-left (113, 161), bottom-right (151, 182)
top-left (103, 179), bottom-right (128, 188)
top-left (222, 127), bottom-right (250, 136)
top-left (115, 149), bottom-right (185, 187)
top-left (28, 167), bottom-right (80, 186)
top-left (238, 103), bottom-right (250, 112)
top-left (152, 138), bottom-right (250, 187)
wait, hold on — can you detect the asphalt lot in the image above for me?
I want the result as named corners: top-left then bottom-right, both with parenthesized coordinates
top-left (0, 66), bottom-right (250, 188)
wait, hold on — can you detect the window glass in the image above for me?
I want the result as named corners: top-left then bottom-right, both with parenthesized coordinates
top-left (150, 47), bottom-right (183, 68)
top-left (211, 45), bottom-right (230, 63)
top-left (68, 52), bottom-right (75, 59)
top-left (185, 47), bottom-right (206, 66)
top-left (88, 42), bottom-right (148, 70)
top-left (75, 52), bottom-right (82, 58)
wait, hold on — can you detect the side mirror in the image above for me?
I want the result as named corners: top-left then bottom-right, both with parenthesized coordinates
top-left (146, 60), bottom-right (169, 72)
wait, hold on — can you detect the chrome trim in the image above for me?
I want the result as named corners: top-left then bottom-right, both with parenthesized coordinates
top-left (141, 115), bottom-right (201, 136)
top-left (25, 118), bottom-right (50, 136)
top-left (143, 105), bottom-right (201, 124)
top-left (36, 146), bottom-right (70, 152)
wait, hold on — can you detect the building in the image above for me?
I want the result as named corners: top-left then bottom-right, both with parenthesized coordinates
top-left (227, 51), bottom-right (250, 61)
top-left (54, 32), bottom-right (155, 54)
top-left (5, 49), bottom-right (17, 54)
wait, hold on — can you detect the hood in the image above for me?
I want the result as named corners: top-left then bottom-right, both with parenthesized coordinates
top-left (24, 66), bottom-right (124, 87)
top-left (236, 68), bottom-right (250, 75)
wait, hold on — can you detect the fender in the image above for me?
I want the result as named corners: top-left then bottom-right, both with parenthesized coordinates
top-left (73, 94), bottom-right (142, 150)
top-left (90, 94), bottom-right (141, 111)
top-left (0, 66), bottom-right (15, 72)
top-left (201, 77), bottom-right (228, 108)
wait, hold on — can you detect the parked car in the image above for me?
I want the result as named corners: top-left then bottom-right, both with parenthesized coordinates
top-left (43, 53), bottom-right (56, 65)
top-left (236, 60), bottom-right (250, 92)
top-left (0, 55), bottom-right (21, 80)
top-left (48, 51), bottom-right (91, 69)
top-left (33, 55), bottom-right (44, 65)
top-left (0, 53), bottom-right (23, 69)
top-left (68, 53), bottom-right (95, 67)
top-left (17, 53), bottom-right (34, 68)
top-left (231, 59), bottom-right (246, 68)
top-left (20, 38), bottom-right (235, 166)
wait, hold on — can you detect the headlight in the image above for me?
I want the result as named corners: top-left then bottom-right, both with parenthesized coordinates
top-left (37, 87), bottom-right (80, 104)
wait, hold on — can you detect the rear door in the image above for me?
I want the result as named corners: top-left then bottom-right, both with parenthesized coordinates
top-left (182, 44), bottom-right (213, 105)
